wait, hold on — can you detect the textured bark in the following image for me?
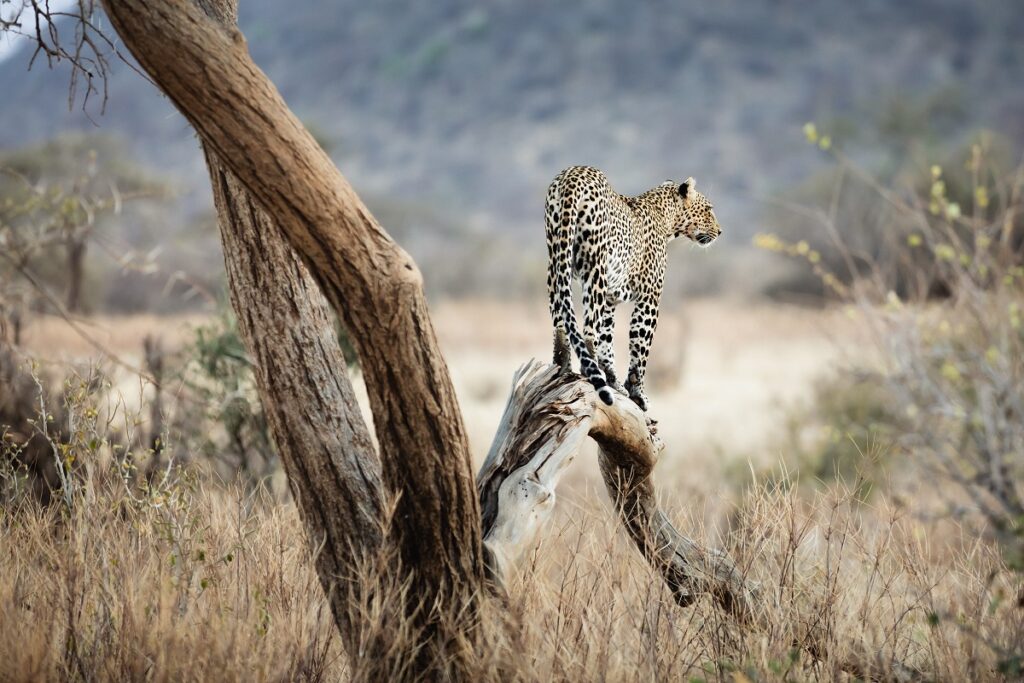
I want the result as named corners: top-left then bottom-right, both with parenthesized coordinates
top-left (92, 0), bottom-right (481, 676)
top-left (204, 148), bottom-right (385, 659)
top-left (480, 362), bottom-right (923, 683)
top-left (99, 1), bottom-right (485, 601)
top-left (477, 361), bottom-right (594, 578)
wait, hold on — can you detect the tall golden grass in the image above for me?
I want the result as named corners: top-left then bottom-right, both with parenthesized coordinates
top-left (1, 413), bottom-right (1020, 681)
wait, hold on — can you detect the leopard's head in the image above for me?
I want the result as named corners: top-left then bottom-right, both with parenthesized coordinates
top-left (673, 177), bottom-right (722, 246)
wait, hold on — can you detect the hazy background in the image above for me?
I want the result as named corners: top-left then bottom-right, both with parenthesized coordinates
top-left (2, 0), bottom-right (1022, 309)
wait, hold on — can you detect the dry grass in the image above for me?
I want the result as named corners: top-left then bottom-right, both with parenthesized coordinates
top-left (0, 475), bottom-right (342, 682)
top-left (3, 302), bottom-right (1021, 681)
top-left (0, 456), bottom-right (1019, 681)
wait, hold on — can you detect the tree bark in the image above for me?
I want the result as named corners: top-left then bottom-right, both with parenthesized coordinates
top-left (99, 0), bottom-right (485, 594)
top-left (204, 148), bottom-right (385, 661)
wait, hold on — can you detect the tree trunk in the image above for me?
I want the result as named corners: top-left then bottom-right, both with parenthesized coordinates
top-left (98, 0), bottom-right (485, 675)
top-left (204, 148), bottom-right (386, 662)
top-left (65, 237), bottom-right (85, 313)
top-left (99, 0), bottom-right (485, 601)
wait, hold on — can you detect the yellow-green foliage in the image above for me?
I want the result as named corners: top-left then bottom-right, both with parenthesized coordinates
top-left (758, 128), bottom-right (1024, 586)
top-left (760, 126), bottom-right (1024, 301)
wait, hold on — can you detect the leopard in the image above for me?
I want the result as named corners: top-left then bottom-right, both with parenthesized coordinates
top-left (545, 165), bottom-right (723, 411)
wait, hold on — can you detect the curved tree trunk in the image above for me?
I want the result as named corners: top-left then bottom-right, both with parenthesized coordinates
top-left (98, 0), bottom-right (483, 676)
top-left (98, 1), bottom-right (486, 610)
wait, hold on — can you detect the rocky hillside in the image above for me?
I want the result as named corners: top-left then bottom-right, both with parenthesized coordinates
top-left (1, 0), bottom-right (1022, 298)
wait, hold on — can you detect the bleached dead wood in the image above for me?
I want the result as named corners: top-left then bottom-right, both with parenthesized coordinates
top-left (479, 360), bottom-right (922, 682)
top-left (477, 361), bottom-right (595, 577)
top-left (477, 360), bottom-right (756, 611)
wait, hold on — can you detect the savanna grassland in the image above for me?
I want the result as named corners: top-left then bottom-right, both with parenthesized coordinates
top-left (1, 0), bottom-right (1022, 675)
top-left (2, 295), bottom-right (1021, 681)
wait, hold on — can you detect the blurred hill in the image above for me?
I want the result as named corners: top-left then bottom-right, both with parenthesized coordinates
top-left (1, 0), bottom-right (1023, 300)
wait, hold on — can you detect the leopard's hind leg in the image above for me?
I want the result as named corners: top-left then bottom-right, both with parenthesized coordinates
top-left (580, 275), bottom-right (617, 404)
top-left (594, 302), bottom-right (623, 393)
top-left (553, 326), bottom-right (572, 374)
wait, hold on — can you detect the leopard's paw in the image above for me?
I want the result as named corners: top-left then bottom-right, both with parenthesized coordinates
top-left (625, 385), bottom-right (650, 412)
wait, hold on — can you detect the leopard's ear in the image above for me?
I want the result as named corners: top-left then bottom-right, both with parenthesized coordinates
top-left (678, 177), bottom-right (696, 204)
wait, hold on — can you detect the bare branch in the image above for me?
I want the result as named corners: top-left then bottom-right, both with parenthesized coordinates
top-left (1, 0), bottom-right (152, 113)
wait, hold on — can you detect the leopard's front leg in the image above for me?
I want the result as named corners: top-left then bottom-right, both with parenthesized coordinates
top-left (624, 291), bottom-right (661, 411)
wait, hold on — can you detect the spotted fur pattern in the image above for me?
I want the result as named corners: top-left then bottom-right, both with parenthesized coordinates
top-left (545, 166), bottom-right (722, 410)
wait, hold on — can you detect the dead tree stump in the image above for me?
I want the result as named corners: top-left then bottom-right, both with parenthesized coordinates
top-left (478, 360), bottom-right (922, 683)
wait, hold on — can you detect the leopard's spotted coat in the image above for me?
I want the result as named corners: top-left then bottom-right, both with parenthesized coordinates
top-left (545, 165), bottom-right (722, 410)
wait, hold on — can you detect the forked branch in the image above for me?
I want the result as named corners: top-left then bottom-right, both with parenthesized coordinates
top-left (479, 360), bottom-right (923, 682)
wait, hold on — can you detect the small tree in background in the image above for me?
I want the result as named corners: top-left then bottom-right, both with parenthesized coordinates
top-left (0, 134), bottom-right (165, 333)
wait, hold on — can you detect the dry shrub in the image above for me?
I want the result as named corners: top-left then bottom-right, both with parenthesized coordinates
top-left (761, 129), bottom-right (1024, 302)
top-left (172, 311), bottom-right (276, 486)
top-left (757, 133), bottom-right (1024, 674)
top-left (0, 344), bottom-right (110, 506)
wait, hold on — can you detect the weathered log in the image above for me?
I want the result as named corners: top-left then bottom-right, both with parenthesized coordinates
top-left (479, 360), bottom-right (923, 682)
top-left (477, 361), bottom-right (595, 577)
top-left (478, 361), bottom-right (755, 612)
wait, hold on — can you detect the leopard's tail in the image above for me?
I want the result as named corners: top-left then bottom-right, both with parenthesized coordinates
top-left (545, 170), bottom-right (614, 406)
